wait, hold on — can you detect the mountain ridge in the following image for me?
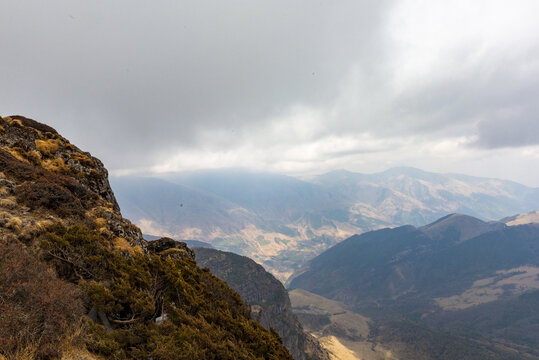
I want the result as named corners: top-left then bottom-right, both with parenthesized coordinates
top-left (194, 247), bottom-right (331, 360)
top-left (288, 212), bottom-right (539, 359)
top-left (112, 167), bottom-right (539, 281)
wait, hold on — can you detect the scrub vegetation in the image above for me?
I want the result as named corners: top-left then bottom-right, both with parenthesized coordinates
top-left (0, 116), bottom-right (292, 360)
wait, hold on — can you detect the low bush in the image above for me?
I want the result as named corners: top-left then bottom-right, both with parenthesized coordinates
top-left (0, 239), bottom-right (84, 359)
top-left (42, 224), bottom-right (293, 359)
top-left (16, 182), bottom-right (85, 218)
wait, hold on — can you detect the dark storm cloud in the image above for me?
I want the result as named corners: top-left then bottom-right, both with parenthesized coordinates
top-left (0, 0), bottom-right (392, 168)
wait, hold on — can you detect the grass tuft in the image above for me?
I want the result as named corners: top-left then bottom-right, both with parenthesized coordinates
top-left (0, 186), bottom-right (11, 196)
top-left (5, 216), bottom-right (22, 232)
top-left (5, 117), bottom-right (23, 127)
top-left (70, 153), bottom-right (95, 167)
top-left (43, 158), bottom-right (70, 173)
top-left (113, 237), bottom-right (136, 255)
top-left (94, 217), bottom-right (107, 228)
top-left (35, 139), bottom-right (61, 157)
top-left (0, 197), bottom-right (17, 209)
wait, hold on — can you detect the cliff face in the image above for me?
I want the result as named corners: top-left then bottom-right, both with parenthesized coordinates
top-left (0, 115), bottom-right (292, 360)
top-left (194, 247), bottom-right (331, 360)
top-left (0, 115), bottom-right (143, 247)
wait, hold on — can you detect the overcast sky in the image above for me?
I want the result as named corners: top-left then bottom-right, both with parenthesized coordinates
top-left (2, 0), bottom-right (539, 186)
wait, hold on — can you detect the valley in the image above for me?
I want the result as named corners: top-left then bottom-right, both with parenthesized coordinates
top-left (111, 169), bottom-right (539, 281)
top-left (1, 115), bottom-right (538, 359)
top-left (113, 169), bottom-right (539, 359)
top-left (288, 213), bottom-right (539, 359)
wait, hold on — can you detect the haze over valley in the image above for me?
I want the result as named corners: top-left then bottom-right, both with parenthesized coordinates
top-left (112, 167), bottom-right (539, 281)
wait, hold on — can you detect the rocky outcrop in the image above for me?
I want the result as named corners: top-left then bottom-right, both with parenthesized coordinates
top-left (1, 115), bottom-right (119, 210)
top-left (0, 115), bottom-right (145, 248)
top-left (194, 247), bottom-right (331, 360)
top-left (147, 237), bottom-right (195, 261)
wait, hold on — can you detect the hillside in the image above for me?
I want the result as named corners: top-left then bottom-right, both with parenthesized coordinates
top-left (194, 247), bottom-right (330, 360)
top-left (111, 168), bottom-right (539, 281)
top-left (289, 289), bottom-right (380, 360)
top-left (111, 174), bottom-right (354, 280)
top-left (289, 213), bottom-right (539, 359)
top-left (0, 115), bottom-right (292, 359)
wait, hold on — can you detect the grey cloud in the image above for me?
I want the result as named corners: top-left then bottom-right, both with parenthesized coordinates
top-left (2, 0), bottom-right (539, 184)
top-left (476, 112), bottom-right (539, 148)
top-left (378, 46), bottom-right (539, 145)
top-left (0, 0), bottom-right (393, 169)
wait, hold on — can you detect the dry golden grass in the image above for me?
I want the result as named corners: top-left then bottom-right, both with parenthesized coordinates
top-left (113, 237), bottom-right (139, 255)
top-left (42, 158), bottom-right (70, 173)
top-left (35, 139), bottom-right (61, 157)
top-left (18, 220), bottom-right (53, 242)
top-left (4, 147), bottom-right (28, 164)
top-left (0, 197), bottom-right (17, 209)
top-left (94, 205), bottom-right (115, 215)
top-left (5, 216), bottom-right (22, 232)
top-left (60, 348), bottom-right (103, 360)
top-left (94, 217), bottom-right (107, 228)
top-left (0, 344), bottom-right (38, 360)
top-left (0, 125), bottom-right (4, 133)
top-left (70, 153), bottom-right (94, 167)
top-left (0, 211), bottom-right (11, 221)
top-left (35, 219), bottom-right (54, 232)
top-left (2, 148), bottom-right (41, 166)
top-left (0, 186), bottom-right (10, 196)
top-left (0, 172), bottom-right (6, 179)
top-left (98, 226), bottom-right (113, 238)
top-left (25, 150), bottom-right (42, 164)
top-left (5, 117), bottom-right (23, 128)
top-left (57, 321), bottom-right (103, 360)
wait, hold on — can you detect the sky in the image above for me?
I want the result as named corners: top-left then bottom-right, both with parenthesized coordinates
top-left (1, 0), bottom-right (539, 186)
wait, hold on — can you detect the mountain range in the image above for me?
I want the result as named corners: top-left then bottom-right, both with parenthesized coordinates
top-left (111, 168), bottom-right (539, 280)
top-left (289, 213), bottom-right (539, 359)
top-left (4, 115), bottom-right (537, 359)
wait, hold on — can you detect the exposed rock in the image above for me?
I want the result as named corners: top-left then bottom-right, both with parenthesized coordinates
top-left (1, 115), bottom-right (119, 211)
top-left (194, 247), bottom-right (331, 360)
top-left (147, 237), bottom-right (195, 260)
top-left (0, 115), bottom-right (145, 249)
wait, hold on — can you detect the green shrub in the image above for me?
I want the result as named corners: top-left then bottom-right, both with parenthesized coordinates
top-left (40, 224), bottom-right (293, 359)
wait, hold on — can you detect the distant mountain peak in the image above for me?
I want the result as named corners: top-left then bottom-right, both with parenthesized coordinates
top-left (420, 213), bottom-right (502, 243)
top-left (378, 165), bottom-right (429, 175)
top-left (424, 213), bottom-right (485, 226)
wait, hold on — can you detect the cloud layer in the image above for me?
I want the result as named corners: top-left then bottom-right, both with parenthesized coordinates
top-left (1, 0), bottom-right (539, 185)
